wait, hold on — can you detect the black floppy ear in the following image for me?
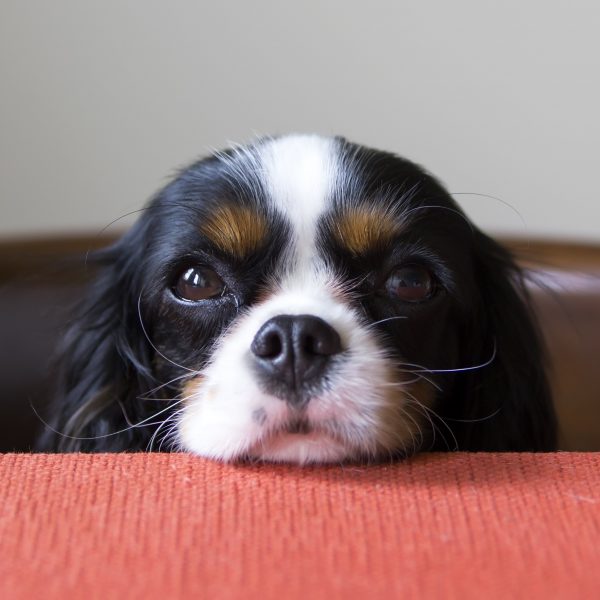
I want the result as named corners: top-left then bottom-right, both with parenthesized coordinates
top-left (446, 232), bottom-right (557, 451)
top-left (37, 219), bottom-right (158, 452)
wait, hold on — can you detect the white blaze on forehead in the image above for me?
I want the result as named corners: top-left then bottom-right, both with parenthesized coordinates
top-left (259, 135), bottom-right (338, 266)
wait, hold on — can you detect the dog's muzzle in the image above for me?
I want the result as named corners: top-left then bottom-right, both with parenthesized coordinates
top-left (250, 314), bottom-right (342, 407)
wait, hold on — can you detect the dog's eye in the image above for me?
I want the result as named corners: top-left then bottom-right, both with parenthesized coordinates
top-left (174, 266), bottom-right (225, 301)
top-left (385, 265), bottom-right (435, 302)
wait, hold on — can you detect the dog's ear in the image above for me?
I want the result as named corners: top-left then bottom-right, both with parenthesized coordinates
top-left (37, 218), bottom-right (158, 451)
top-left (444, 231), bottom-right (557, 451)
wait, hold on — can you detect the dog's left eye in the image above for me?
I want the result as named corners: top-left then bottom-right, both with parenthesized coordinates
top-left (385, 264), bottom-right (435, 302)
top-left (173, 266), bottom-right (225, 301)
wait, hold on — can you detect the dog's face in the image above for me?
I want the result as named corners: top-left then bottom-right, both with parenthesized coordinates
top-left (43, 135), bottom-right (557, 460)
top-left (161, 135), bottom-right (470, 463)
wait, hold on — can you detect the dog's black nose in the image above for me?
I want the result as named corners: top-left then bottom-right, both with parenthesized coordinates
top-left (251, 314), bottom-right (342, 405)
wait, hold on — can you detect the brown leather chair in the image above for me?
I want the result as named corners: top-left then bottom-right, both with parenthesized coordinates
top-left (515, 241), bottom-right (600, 450)
top-left (1, 235), bottom-right (598, 452)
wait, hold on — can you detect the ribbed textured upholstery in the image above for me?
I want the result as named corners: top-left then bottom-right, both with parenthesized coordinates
top-left (1, 453), bottom-right (598, 599)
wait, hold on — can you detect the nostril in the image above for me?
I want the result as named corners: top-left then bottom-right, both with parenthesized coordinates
top-left (262, 332), bottom-right (283, 358)
top-left (296, 319), bottom-right (342, 357)
top-left (301, 334), bottom-right (316, 355)
top-left (251, 328), bottom-right (283, 359)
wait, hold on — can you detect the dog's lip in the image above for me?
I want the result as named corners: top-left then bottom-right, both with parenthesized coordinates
top-left (245, 413), bottom-right (365, 463)
top-left (265, 416), bottom-right (345, 445)
top-left (246, 421), bottom-right (349, 463)
top-left (284, 418), bottom-right (312, 435)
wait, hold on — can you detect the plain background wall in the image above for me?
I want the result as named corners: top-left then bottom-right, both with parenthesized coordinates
top-left (1, 0), bottom-right (598, 241)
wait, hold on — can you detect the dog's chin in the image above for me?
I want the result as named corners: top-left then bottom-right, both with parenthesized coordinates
top-left (246, 430), bottom-right (351, 464)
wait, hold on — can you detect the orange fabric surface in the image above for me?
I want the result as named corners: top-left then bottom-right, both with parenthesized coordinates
top-left (1, 453), bottom-right (599, 600)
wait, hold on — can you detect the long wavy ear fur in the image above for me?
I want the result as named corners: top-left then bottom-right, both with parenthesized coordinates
top-left (441, 232), bottom-right (557, 451)
top-left (37, 220), bottom-right (160, 452)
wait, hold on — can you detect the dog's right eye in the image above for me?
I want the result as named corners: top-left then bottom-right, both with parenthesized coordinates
top-left (173, 266), bottom-right (225, 301)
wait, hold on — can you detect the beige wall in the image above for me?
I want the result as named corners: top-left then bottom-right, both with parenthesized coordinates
top-left (1, 0), bottom-right (599, 241)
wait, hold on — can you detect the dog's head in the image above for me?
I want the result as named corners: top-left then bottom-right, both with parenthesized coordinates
top-left (42, 135), bottom-right (556, 461)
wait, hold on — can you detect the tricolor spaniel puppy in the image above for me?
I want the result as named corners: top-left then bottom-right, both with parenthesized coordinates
top-left (39, 135), bottom-right (557, 462)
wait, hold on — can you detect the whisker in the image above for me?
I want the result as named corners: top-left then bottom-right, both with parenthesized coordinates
top-left (84, 207), bottom-right (152, 269)
top-left (449, 191), bottom-right (528, 234)
top-left (406, 397), bottom-right (438, 451)
top-left (159, 417), bottom-right (185, 452)
top-left (381, 371), bottom-right (443, 393)
top-left (442, 407), bottom-right (503, 424)
top-left (137, 292), bottom-right (197, 374)
top-left (397, 340), bottom-right (497, 375)
top-left (402, 389), bottom-right (458, 451)
top-left (148, 412), bottom-right (177, 452)
top-left (151, 404), bottom-right (189, 452)
top-left (365, 315), bottom-right (408, 330)
top-left (397, 404), bottom-right (423, 453)
top-left (403, 204), bottom-right (475, 234)
top-left (30, 396), bottom-right (187, 443)
top-left (139, 372), bottom-right (198, 399)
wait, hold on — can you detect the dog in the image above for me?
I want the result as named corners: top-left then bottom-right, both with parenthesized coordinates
top-left (39, 134), bottom-right (557, 462)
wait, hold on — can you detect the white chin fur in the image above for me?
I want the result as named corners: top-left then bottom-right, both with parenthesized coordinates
top-left (247, 432), bottom-right (350, 464)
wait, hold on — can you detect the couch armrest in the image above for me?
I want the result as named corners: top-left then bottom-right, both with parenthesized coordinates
top-left (1, 453), bottom-right (598, 599)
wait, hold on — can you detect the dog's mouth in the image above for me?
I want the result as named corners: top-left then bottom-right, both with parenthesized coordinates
top-left (283, 417), bottom-right (313, 435)
top-left (245, 415), bottom-right (352, 464)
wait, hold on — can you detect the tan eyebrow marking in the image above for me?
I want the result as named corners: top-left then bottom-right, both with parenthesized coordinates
top-left (200, 204), bottom-right (269, 259)
top-left (333, 206), bottom-right (402, 255)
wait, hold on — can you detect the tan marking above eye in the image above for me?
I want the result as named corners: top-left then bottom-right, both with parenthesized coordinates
top-left (333, 206), bottom-right (402, 256)
top-left (201, 204), bottom-right (268, 259)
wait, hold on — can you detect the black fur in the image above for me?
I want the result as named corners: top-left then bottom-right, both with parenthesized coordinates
top-left (38, 138), bottom-right (557, 454)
